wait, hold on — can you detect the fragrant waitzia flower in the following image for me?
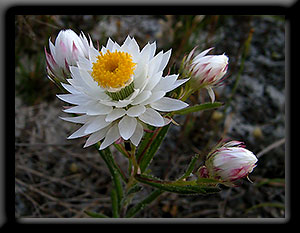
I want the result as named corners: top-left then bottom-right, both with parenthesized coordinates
top-left (183, 47), bottom-right (229, 102)
top-left (57, 34), bottom-right (189, 150)
top-left (201, 141), bottom-right (258, 183)
top-left (45, 29), bottom-right (94, 83)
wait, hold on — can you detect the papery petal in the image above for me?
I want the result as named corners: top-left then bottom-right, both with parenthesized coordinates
top-left (165, 78), bottom-right (190, 93)
top-left (105, 108), bottom-right (126, 122)
top-left (139, 91), bottom-right (165, 105)
top-left (100, 124), bottom-right (120, 150)
top-left (130, 122), bottom-right (144, 146)
top-left (138, 108), bottom-right (165, 127)
top-left (59, 115), bottom-right (93, 124)
top-left (118, 115), bottom-right (137, 140)
top-left (150, 97), bottom-right (188, 112)
top-left (144, 71), bottom-right (163, 91)
top-left (67, 124), bottom-right (90, 139)
top-left (61, 83), bottom-right (81, 94)
top-left (85, 103), bottom-right (113, 115)
top-left (83, 126), bottom-right (109, 148)
top-left (56, 94), bottom-right (91, 105)
top-left (131, 90), bottom-right (152, 105)
top-left (207, 87), bottom-right (215, 103)
top-left (126, 105), bottom-right (146, 117)
top-left (159, 49), bottom-right (171, 72)
top-left (84, 115), bottom-right (111, 134)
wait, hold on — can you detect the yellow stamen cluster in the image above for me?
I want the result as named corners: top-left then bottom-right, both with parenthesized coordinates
top-left (91, 50), bottom-right (136, 89)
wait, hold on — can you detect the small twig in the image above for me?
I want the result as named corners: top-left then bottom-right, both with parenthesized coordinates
top-left (16, 165), bottom-right (87, 193)
top-left (256, 138), bottom-right (285, 158)
top-left (15, 178), bottom-right (81, 215)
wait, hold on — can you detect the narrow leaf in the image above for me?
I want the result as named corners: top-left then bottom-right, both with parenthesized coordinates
top-left (135, 174), bottom-right (221, 195)
top-left (84, 210), bottom-right (109, 218)
top-left (137, 124), bottom-right (170, 173)
top-left (125, 189), bottom-right (164, 218)
top-left (172, 102), bottom-right (223, 115)
top-left (177, 154), bottom-right (199, 181)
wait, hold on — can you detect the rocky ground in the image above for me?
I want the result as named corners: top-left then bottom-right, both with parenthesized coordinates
top-left (15, 15), bottom-right (285, 219)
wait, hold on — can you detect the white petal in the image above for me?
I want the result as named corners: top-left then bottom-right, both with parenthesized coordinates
top-left (63, 104), bottom-right (88, 114)
top-left (127, 37), bottom-right (140, 60)
top-left (207, 87), bottom-right (215, 103)
top-left (152, 74), bottom-right (178, 92)
top-left (59, 115), bottom-right (92, 124)
top-left (139, 43), bottom-right (152, 64)
top-left (61, 83), bottom-right (81, 94)
top-left (130, 122), bottom-right (144, 146)
top-left (84, 115), bottom-right (111, 134)
top-left (106, 38), bottom-right (115, 51)
top-left (139, 91), bottom-right (166, 105)
top-left (133, 63), bottom-right (149, 90)
top-left (166, 78), bottom-right (190, 92)
top-left (144, 71), bottom-right (162, 91)
top-left (159, 49), bottom-right (171, 72)
top-left (118, 115), bottom-right (137, 140)
top-left (56, 94), bottom-right (91, 105)
top-left (138, 108), bottom-right (165, 127)
top-left (83, 126), bottom-right (109, 148)
top-left (194, 47), bottom-right (214, 60)
top-left (67, 124), bottom-right (90, 139)
top-left (150, 97), bottom-right (188, 112)
top-left (77, 56), bottom-right (92, 71)
top-left (85, 102), bottom-right (113, 115)
top-left (100, 124), bottom-right (120, 150)
top-left (88, 47), bottom-right (99, 63)
top-left (101, 99), bottom-right (132, 108)
top-left (148, 51), bottom-right (163, 77)
top-left (105, 108), bottom-right (126, 122)
top-left (131, 90), bottom-right (151, 105)
top-left (126, 105), bottom-right (146, 117)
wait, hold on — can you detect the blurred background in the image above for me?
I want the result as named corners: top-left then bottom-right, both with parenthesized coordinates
top-left (15, 15), bottom-right (285, 218)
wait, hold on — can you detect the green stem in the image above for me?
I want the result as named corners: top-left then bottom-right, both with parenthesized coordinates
top-left (96, 144), bottom-right (124, 216)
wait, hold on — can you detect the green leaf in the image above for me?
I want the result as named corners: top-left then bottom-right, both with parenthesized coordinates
top-left (135, 174), bottom-right (221, 195)
top-left (137, 125), bottom-right (170, 173)
top-left (125, 189), bottom-right (164, 218)
top-left (84, 210), bottom-right (109, 218)
top-left (172, 102), bottom-right (223, 115)
top-left (177, 154), bottom-right (199, 181)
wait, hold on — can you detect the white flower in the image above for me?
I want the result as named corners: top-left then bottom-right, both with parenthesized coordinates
top-left (184, 47), bottom-right (229, 102)
top-left (205, 141), bottom-right (258, 182)
top-left (57, 35), bottom-right (189, 150)
top-left (45, 29), bottom-right (94, 83)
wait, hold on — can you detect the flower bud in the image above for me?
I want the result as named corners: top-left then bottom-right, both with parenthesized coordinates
top-left (183, 47), bottom-right (229, 102)
top-left (205, 141), bottom-right (258, 183)
top-left (45, 29), bottom-right (94, 83)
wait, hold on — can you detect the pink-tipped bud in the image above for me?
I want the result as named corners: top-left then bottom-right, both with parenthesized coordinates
top-left (205, 141), bottom-right (258, 183)
top-left (183, 47), bottom-right (229, 102)
top-left (45, 29), bottom-right (94, 83)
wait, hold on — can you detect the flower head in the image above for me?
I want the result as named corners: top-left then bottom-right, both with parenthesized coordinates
top-left (45, 29), bottom-right (94, 83)
top-left (183, 47), bottom-right (229, 102)
top-left (203, 141), bottom-right (258, 183)
top-left (57, 34), bottom-right (189, 150)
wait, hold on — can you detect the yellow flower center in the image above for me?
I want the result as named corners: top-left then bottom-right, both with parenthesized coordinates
top-left (91, 50), bottom-right (136, 89)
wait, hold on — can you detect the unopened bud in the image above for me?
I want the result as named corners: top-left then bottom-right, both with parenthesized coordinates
top-left (205, 141), bottom-right (258, 183)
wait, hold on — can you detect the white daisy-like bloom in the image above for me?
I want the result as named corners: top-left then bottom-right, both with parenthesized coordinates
top-left (57, 35), bottom-right (189, 150)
